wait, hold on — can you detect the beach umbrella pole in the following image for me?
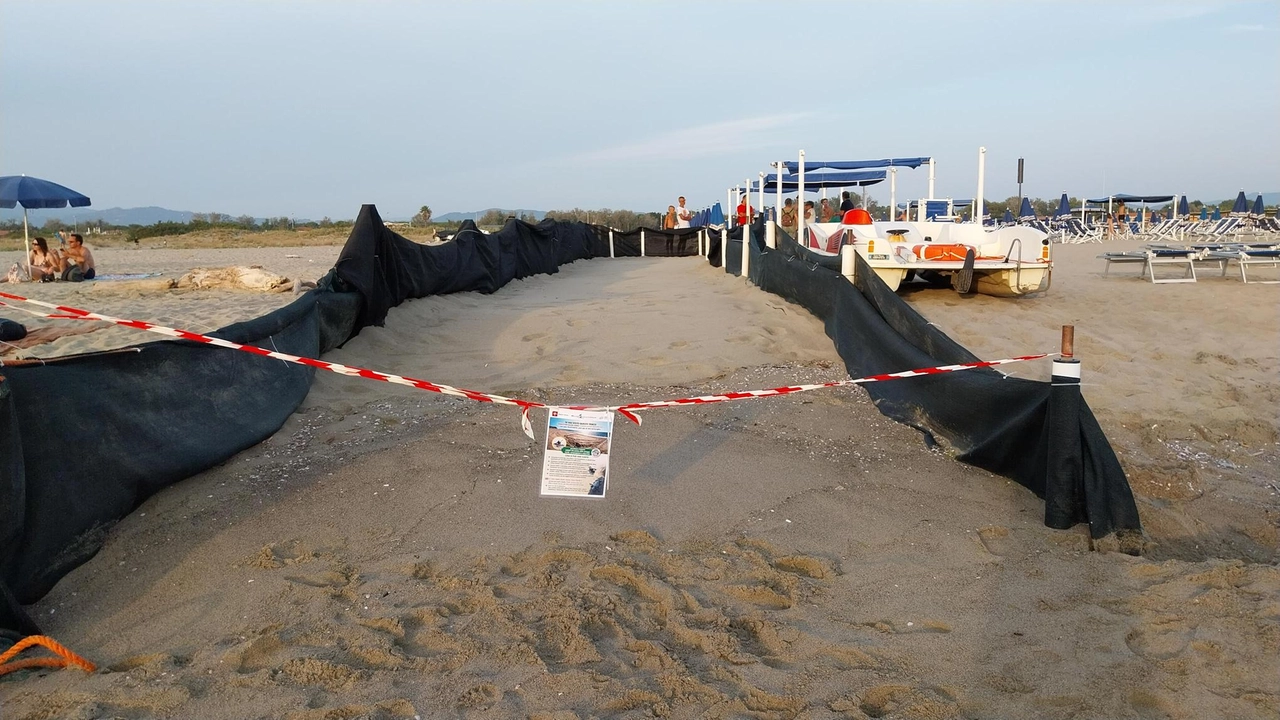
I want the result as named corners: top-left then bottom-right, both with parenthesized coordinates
top-left (22, 209), bottom-right (34, 280)
top-left (1046, 325), bottom-right (1084, 530)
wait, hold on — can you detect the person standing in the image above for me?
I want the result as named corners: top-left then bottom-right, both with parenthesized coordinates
top-left (839, 191), bottom-right (855, 212)
top-left (664, 205), bottom-right (677, 230)
top-left (803, 200), bottom-right (816, 225)
top-left (736, 195), bottom-right (753, 226)
top-left (819, 198), bottom-right (833, 223)
top-left (675, 196), bottom-right (693, 229)
top-left (780, 198), bottom-right (797, 232)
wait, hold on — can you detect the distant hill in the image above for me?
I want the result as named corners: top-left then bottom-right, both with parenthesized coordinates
top-left (0, 206), bottom-right (193, 227)
top-left (433, 208), bottom-right (547, 223)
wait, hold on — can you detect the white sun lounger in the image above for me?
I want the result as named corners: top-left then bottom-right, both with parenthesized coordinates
top-left (1101, 250), bottom-right (1200, 283)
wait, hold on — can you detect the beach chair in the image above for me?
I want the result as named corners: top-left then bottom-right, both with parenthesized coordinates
top-left (1206, 248), bottom-right (1280, 283)
top-left (1100, 248), bottom-right (1199, 283)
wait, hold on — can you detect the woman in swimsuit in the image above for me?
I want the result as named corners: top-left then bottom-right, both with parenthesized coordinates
top-left (28, 237), bottom-right (62, 282)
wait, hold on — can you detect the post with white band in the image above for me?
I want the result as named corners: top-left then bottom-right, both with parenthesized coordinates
top-left (1045, 325), bottom-right (1083, 531)
top-left (608, 229), bottom-right (615, 259)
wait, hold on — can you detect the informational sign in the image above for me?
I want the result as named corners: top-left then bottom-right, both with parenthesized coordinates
top-left (540, 408), bottom-right (613, 498)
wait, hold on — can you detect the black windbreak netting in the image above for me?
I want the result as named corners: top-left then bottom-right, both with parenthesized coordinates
top-left (1, 207), bottom-right (1137, 638)
top-left (734, 222), bottom-right (1140, 539)
top-left (0, 206), bottom-right (671, 636)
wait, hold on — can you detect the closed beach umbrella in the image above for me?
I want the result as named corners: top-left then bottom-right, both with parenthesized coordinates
top-left (708, 202), bottom-right (725, 227)
top-left (1002, 209), bottom-right (1013, 224)
top-left (1199, 206), bottom-right (1207, 221)
top-left (1054, 193), bottom-right (1071, 219)
top-left (1230, 191), bottom-right (1248, 215)
top-left (1212, 206), bottom-right (1221, 221)
top-left (0, 175), bottom-right (92, 278)
top-left (1177, 195), bottom-right (1189, 216)
top-left (1252, 194), bottom-right (1265, 217)
top-left (1018, 196), bottom-right (1035, 219)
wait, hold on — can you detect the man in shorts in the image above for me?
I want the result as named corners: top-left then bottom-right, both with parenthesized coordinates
top-left (58, 233), bottom-right (96, 281)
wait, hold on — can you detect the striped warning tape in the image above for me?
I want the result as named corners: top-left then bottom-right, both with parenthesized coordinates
top-left (0, 289), bottom-right (1052, 436)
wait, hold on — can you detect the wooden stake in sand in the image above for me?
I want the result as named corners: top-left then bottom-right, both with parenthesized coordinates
top-left (1061, 324), bottom-right (1075, 359)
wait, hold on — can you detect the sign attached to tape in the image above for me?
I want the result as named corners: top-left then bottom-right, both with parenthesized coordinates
top-left (540, 408), bottom-right (613, 498)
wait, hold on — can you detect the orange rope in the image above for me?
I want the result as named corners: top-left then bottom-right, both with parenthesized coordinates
top-left (0, 635), bottom-right (96, 677)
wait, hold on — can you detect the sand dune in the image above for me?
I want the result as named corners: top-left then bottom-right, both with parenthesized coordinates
top-left (1, 244), bottom-right (1276, 719)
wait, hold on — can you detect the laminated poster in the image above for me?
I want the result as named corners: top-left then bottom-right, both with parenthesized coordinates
top-left (540, 408), bottom-right (613, 498)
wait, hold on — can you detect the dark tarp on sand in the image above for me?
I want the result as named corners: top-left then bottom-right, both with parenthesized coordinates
top-left (0, 206), bottom-right (612, 639)
top-left (736, 220), bottom-right (1140, 539)
top-left (1, 208), bottom-right (1139, 639)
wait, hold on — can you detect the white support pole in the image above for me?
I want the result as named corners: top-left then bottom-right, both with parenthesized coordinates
top-left (766, 219), bottom-right (776, 249)
top-left (741, 210), bottom-right (751, 278)
top-left (609, 229), bottom-right (615, 258)
top-left (727, 188), bottom-right (733, 228)
top-left (640, 229), bottom-right (646, 257)
top-left (757, 171), bottom-right (765, 222)
top-left (890, 167), bottom-right (897, 221)
top-left (927, 157), bottom-right (936, 200)
top-left (720, 227), bottom-right (727, 268)
top-left (797, 149), bottom-right (806, 243)
top-left (774, 162), bottom-right (783, 222)
top-left (975, 146), bottom-right (986, 225)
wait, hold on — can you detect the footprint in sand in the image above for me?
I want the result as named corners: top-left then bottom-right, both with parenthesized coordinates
top-left (521, 332), bottom-right (547, 342)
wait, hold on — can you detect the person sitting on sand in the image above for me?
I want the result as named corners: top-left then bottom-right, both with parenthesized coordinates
top-left (28, 237), bottom-right (62, 282)
top-left (58, 232), bottom-right (96, 281)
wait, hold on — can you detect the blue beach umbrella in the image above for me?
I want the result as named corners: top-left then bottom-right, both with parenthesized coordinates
top-left (708, 202), bottom-right (725, 227)
top-left (1199, 206), bottom-right (1207, 221)
top-left (1252, 194), bottom-right (1265, 217)
top-left (1053, 193), bottom-right (1071, 219)
top-left (1230, 191), bottom-right (1248, 215)
top-left (1002, 209), bottom-right (1014, 224)
top-left (1177, 195), bottom-right (1189, 216)
top-left (1212, 206), bottom-right (1221, 221)
top-left (1018, 196), bottom-right (1035, 219)
top-left (0, 174), bottom-right (92, 277)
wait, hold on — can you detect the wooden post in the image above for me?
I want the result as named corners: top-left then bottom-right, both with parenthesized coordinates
top-left (1061, 325), bottom-right (1075, 359)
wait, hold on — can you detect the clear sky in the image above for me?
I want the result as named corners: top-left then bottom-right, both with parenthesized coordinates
top-left (2, 0), bottom-right (1276, 220)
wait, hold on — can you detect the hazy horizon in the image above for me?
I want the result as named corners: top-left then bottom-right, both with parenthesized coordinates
top-left (2, 1), bottom-right (1276, 220)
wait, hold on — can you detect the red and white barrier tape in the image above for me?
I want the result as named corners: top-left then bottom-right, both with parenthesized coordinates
top-left (0, 289), bottom-right (1052, 437)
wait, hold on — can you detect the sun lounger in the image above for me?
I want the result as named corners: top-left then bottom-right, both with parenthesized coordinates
top-left (1205, 248), bottom-right (1280, 284)
top-left (1100, 248), bottom-right (1200, 283)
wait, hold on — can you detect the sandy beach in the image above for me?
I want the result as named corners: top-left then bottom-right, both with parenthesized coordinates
top-left (1, 240), bottom-right (1276, 719)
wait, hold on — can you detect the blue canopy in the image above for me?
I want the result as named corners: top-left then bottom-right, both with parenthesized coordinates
top-left (1177, 195), bottom-right (1189, 216)
top-left (755, 170), bottom-right (886, 192)
top-left (782, 157), bottom-right (930, 172)
top-left (1003, 209), bottom-right (1014, 223)
top-left (1085, 193), bottom-right (1175, 204)
top-left (1253, 194), bottom-right (1266, 216)
top-left (1212, 207), bottom-right (1222, 220)
top-left (1230, 191), bottom-right (1249, 214)
top-left (1054, 193), bottom-right (1071, 218)
top-left (1199, 206), bottom-right (1208, 220)
top-left (0, 175), bottom-right (91, 209)
top-left (1018, 197), bottom-right (1035, 218)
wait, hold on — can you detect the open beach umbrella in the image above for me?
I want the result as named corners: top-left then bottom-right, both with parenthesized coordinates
top-left (1177, 195), bottom-right (1189, 217)
top-left (0, 175), bottom-right (91, 277)
top-left (1230, 191), bottom-right (1248, 215)
top-left (1252, 194), bottom-right (1265, 217)
top-left (1018, 196), bottom-right (1035, 219)
top-left (1053, 193), bottom-right (1071, 219)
